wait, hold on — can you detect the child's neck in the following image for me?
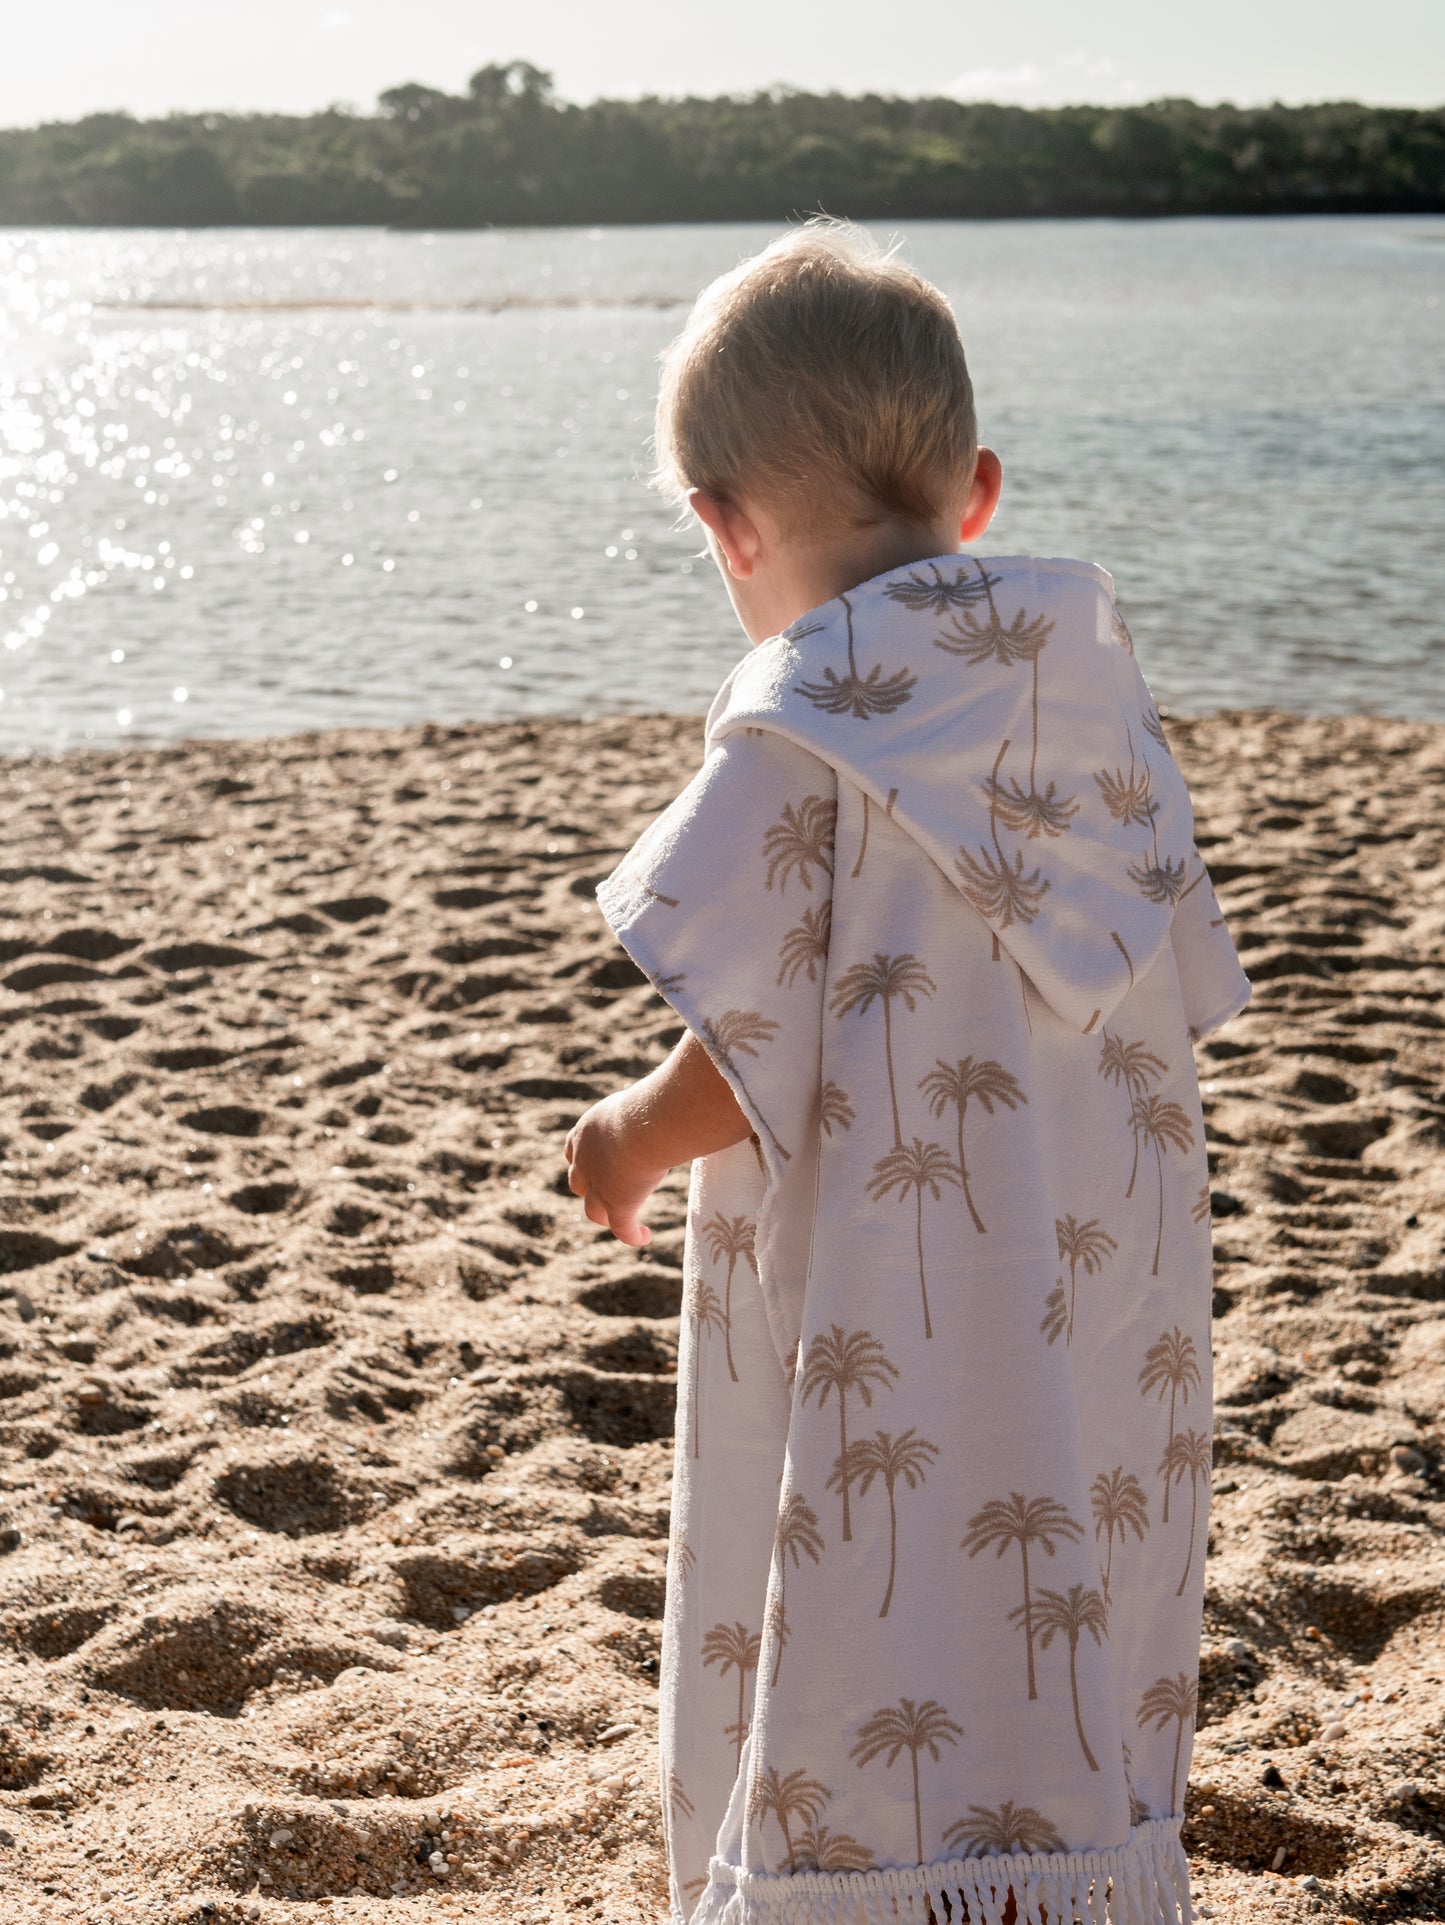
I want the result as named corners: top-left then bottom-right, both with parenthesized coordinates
top-left (778, 518), bottom-right (961, 631)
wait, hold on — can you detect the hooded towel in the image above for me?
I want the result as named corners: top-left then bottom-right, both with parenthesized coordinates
top-left (598, 554), bottom-right (1250, 1925)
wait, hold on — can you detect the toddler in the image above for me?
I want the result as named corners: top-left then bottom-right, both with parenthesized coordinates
top-left (566, 220), bottom-right (1248, 1925)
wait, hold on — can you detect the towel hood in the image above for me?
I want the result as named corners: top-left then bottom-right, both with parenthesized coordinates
top-left (706, 554), bottom-right (1200, 1036)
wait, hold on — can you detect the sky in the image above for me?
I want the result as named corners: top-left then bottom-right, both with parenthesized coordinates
top-left (4, 0), bottom-right (1443, 128)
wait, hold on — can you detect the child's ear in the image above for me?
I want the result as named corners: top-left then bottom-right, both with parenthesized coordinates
top-left (688, 488), bottom-right (761, 580)
top-left (958, 448), bottom-right (1003, 543)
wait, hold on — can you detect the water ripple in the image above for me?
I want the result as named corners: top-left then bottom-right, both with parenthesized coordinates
top-left (0, 217), bottom-right (1441, 751)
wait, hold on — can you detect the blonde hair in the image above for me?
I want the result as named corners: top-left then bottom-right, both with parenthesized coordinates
top-left (653, 218), bottom-right (977, 534)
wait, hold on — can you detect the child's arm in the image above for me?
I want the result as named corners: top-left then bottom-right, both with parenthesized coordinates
top-left (565, 1032), bottom-right (752, 1247)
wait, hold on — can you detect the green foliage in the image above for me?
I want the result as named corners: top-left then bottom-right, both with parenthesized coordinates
top-left (0, 76), bottom-right (1440, 226)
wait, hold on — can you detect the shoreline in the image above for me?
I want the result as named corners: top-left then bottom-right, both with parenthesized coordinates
top-left (0, 710), bottom-right (1440, 1922)
top-left (3, 702), bottom-right (1443, 771)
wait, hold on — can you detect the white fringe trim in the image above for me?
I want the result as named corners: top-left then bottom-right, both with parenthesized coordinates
top-left (684, 1817), bottom-right (1193, 1925)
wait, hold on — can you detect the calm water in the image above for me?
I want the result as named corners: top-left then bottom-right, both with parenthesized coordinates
top-left (0, 217), bottom-right (1441, 752)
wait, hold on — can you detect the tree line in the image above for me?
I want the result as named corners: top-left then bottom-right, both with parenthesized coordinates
top-left (1, 64), bottom-right (1441, 227)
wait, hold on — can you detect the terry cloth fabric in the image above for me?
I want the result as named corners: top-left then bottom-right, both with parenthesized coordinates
top-left (596, 554), bottom-right (1251, 1925)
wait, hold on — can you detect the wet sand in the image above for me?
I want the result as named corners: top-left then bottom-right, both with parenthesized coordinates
top-left (0, 709), bottom-right (1440, 1924)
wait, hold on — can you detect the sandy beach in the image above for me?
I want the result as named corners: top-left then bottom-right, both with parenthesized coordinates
top-left (0, 706), bottom-right (1440, 1925)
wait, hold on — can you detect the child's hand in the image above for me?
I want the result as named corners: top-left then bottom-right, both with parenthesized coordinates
top-left (564, 1090), bottom-right (671, 1249)
top-left (564, 1033), bottom-right (751, 1247)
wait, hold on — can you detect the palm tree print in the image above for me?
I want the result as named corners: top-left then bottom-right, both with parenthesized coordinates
top-left (1023, 1584), bottom-right (1109, 1771)
top-left (702, 1212), bottom-right (755, 1384)
top-left (668, 1770), bottom-right (695, 1823)
top-left (763, 1581), bottom-right (788, 1682)
top-left (850, 1698), bottom-right (964, 1865)
top-left (1138, 1327), bottom-right (1201, 1523)
top-left (777, 901), bottom-right (831, 987)
top-left (1161, 1427), bottom-right (1212, 1596)
top-left (1089, 1466), bottom-right (1149, 1604)
top-left (830, 951), bottom-right (936, 1148)
top-left (1111, 929), bottom-right (1136, 990)
top-left (1040, 1279), bottom-right (1069, 1347)
top-left (819, 1081), bottom-right (856, 1137)
top-left (1130, 1093), bottom-right (1196, 1275)
top-left (956, 740), bottom-right (1050, 929)
top-left (1122, 1743), bottom-right (1149, 1826)
top-left (986, 769), bottom-right (1080, 840)
top-left (1126, 768), bottom-right (1190, 903)
top-left (934, 562), bottom-right (1070, 838)
top-left (1140, 702), bottom-right (1170, 751)
top-left (933, 562), bottom-right (1053, 670)
top-left (1111, 607), bottom-right (1136, 654)
top-left (702, 1008), bottom-right (787, 1162)
top-left (919, 1056), bottom-right (1028, 1234)
top-left (852, 792), bottom-right (872, 879)
top-left (1093, 723), bottom-right (1158, 830)
top-left (867, 1139), bottom-right (959, 1340)
top-left (793, 1823), bottom-right (875, 1873)
top-left (763, 794), bottom-right (836, 894)
top-left (1137, 1672), bottom-right (1197, 1815)
top-left (770, 1491), bottom-right (825, 1684)
top-left (1128, 850), bottom-right (1190, 904)
top-left (1054, 1215), bottom-right (1118, 1341)
top-left (1191, 1180), bottom-right (1211, 1226)
top-left (828, 1428), bottom-right (938, 1617)
top-left (749, 1765), bottom-right (828, 1874)
top-left (850, 786), bottom-right (898, 879)
top-left (942, 1800), bottom-right (1066, 1858)
top-left (962, 1492), bottom-right (1084, 1700)
top-left (687, 1277), bottom-right (727, 1459)
top-left (1097, 1031), bottom-right (1168, 1199)
top-left (799, 1326), bottom-right (899, 1542)
top-left (886, 559), bottom-right (1001, 614)
top-left (796, 590), bottom-right (917, 719)
top-left (702, 1007), bottom-right (780, 1072)
top-left (671, 1533), bottom-right (698, 1583)
top-left (701, 1621), bottom-right (762, 1770)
